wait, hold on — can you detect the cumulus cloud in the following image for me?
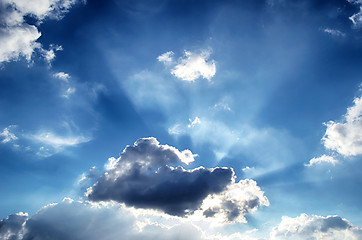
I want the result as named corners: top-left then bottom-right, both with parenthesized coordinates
top-left (159, 49), bottom-right (216, 82)
top-left (270, 213), bottom-right (362, 240)
top-left (322, 96), bottom-right (362, 156)
top-left (305, 154), bottom-right (339, 167)
top-left (87, 137), bottom-right (268, 222)
top-left (0, 0), bottom-right (82, 64)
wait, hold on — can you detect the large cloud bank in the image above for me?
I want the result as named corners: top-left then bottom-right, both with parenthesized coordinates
top-left (0, 199), bottom-right (217, 240)
top-left (87, 137), bottom-right (269, 223)
top-left (1, 201), bottom-right (360, 240)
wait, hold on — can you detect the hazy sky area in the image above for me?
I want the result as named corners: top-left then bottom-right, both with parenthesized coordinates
top-left (1, 0), bottom-right (362, 239)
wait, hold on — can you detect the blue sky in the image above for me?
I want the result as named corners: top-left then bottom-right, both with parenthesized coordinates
top-left (1, 0), bottom-right (362, 239)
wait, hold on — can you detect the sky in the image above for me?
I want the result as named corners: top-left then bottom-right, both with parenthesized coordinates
top-left (1, 0), bottom-right (362, 239)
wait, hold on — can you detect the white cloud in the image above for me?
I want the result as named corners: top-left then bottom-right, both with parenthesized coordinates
top-left (159, 49), bottom-right (216, 82)
top-left (0, 0), bottom-right (81, 64)
top-left (270, 213), bottom-right (362, 240)
top-left (323, 28), bottom-right (345, 37)
top-left (0, 125), bottom-right (18, 143)
top-left (305, 154), bottom-right (339, 167)
top-left (322, 96), bottom-right (362, 156)
top-left (157, 51), bottom-right (174, 64)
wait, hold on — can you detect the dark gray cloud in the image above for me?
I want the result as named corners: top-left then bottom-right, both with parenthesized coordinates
top-left (87, 137), bottom-right (234, 216)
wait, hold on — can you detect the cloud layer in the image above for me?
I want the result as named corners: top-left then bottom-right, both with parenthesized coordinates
top-left (2, 202), bottom-right (359, 240)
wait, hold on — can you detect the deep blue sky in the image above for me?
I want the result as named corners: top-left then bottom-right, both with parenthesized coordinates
top-left (1, 0), bottom-right (362, 239)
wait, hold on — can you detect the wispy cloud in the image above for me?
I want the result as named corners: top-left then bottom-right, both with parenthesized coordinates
top-left (0, 123), bottom-right (91, 157)
top-left (323, 28), bottom-right (345, 37)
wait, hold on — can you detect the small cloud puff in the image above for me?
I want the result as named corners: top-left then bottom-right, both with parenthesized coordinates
top-left (188, 117), bottom-right (201, 128)
top-left (270, 213), bottom-right (362, 240)
top-left (54, 72), bottom-right (71, 81)
top-left (158, 49), bottom-right (216, 82)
